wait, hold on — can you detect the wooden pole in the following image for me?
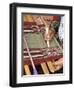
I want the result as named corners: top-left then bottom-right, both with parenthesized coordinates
top-left (23, 36), bottom-right (38, 75)
top-left (40, 16), bottom-right (50, 48)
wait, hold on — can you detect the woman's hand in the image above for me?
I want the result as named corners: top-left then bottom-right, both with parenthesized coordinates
top-left (47, 57), bottom-right (63, 73)
top-left (44, 30), bottom-right (55, 41)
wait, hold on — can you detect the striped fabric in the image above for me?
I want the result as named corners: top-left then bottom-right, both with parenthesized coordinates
top-left (23, 48), bottom-right (44, 59)
top-left (23, 48), bottom-right (63, 60)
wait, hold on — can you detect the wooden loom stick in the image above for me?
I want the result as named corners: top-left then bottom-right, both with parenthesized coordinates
top-left (47, 61), bottom-right (55, 73)
top-left (40, 16), bottom-right (50, 48)
top-left (23, 36), bottom-right (38, 75)
top-left (24, 65), bottom-right (31, 75)
top-left (41, 62), bottom-right (49, 74)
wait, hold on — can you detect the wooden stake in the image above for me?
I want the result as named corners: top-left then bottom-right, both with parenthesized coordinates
top-left (47, 61), bottom-right (55, 73)
top-left (24, 65), bottom-right (31, 75)
top-left (41, 62), bottom-right (49, 74)
top-left (23, 36), bottom-right (38, 75)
